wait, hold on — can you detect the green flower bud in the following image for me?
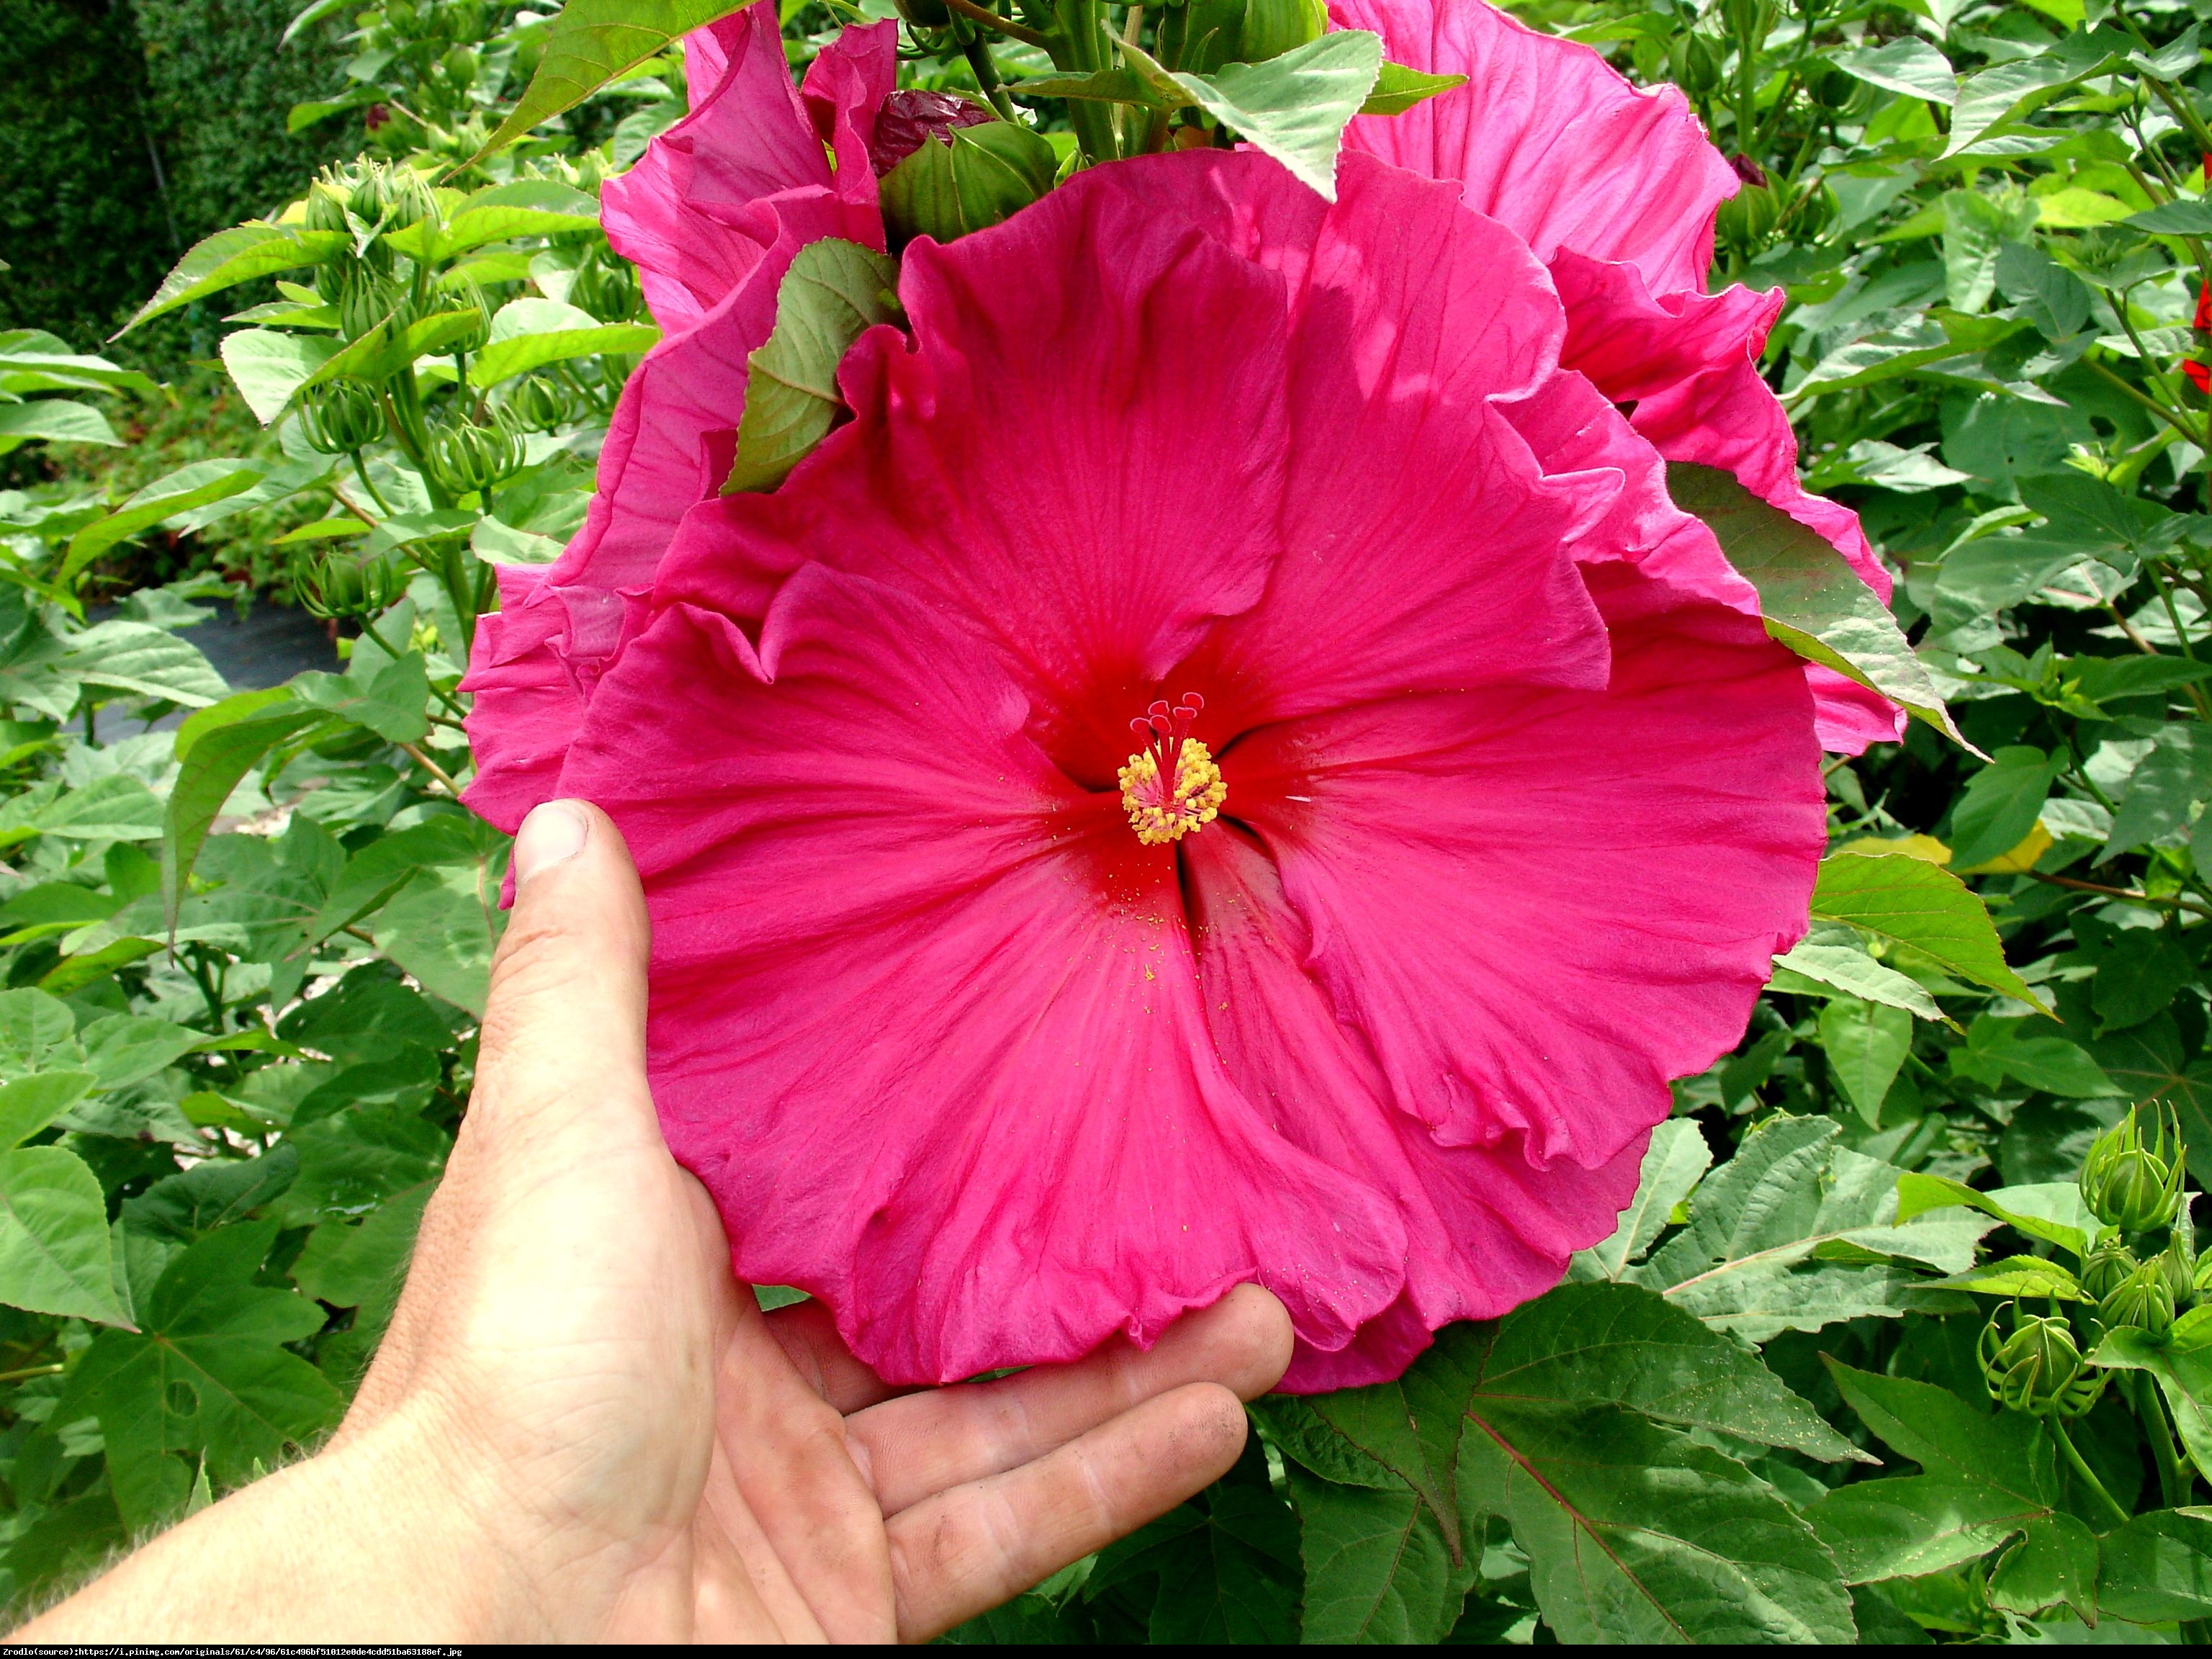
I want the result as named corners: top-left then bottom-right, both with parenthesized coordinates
top-left (1722, 0), bottom-right (1764, 50)
top-left (441, 45), bottom-right (477, 91)
top-left (338, 266), bottom-right (412, 344)
top-left (879, 118), bottom-right (1058, 251)
top-left (572, 248), bottom-right (642, 323)
top-left (1807, 62), bottom-right (1858, 109)
top-left (1979, 1308), bottom-right (2102, 1417)
top-left (296, 382), bottom-right (386, 456)
top-left (1173, 0), bottom-right (1247, 74)
top-left (426, 418), bottom-right (526, 499)
top-left (1238, 0), bottom-right (1326, 63)
top-left (380, 163), bottom-right (438, 233)
top-left (2080, 1235), bottom-right (2140, 1303)
top-left (505, 374), bottom-right (570, 434)
top-left (2081, 1105), bottom-right (2185, 1234)
top-left (2157, 1220), bottom-right (2198, 1308)
top-left (2100, 1261), bottom-right (2177, 1339)
top-left (1714, 184), bottom-right (1780, 253)
top-left (304, 180), bottom-right (351, 236)
top-left (296, 547), bottom-right (407, 621)
top-left (439, 275), bottom-right (494, 355)
top-left (1793, 181), bottom-right (1839, 240)
top-left (1681, 33), bottom-right (1721, 96)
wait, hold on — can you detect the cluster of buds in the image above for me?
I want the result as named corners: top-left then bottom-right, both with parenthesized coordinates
top-left (2081, 1104), bottom-right (2186, 1235)
top-left (1979, 1308), bottom-right (2106, 1418)
top-left (305, 158), bottom-right (437, 244)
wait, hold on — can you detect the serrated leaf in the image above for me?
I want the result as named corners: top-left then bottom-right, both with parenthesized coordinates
top-left (58, 1221), bottom-right (342, 1529)
top-left (1284, 1469), bottom-right (1464, 1642)
top-left (1988, 1513), bottom-right (2098, 1622)
top-left (163, 691), bottom-right (328, 938)
top-left (120, 1146), bottom-right (301, 1243)
top-left (480, 0), bottom-right (737, 159)
top-left (1933, 1254), bottom-right (2087, 1300)
top-left (62, 622), bottom-right (229, 709)
top-left (724, 239), bottom-right (900, 495)
top-left (117, 225), bottom-right (348, 336)
top-left (466, 297), bottom-right (657, 387)
top-left (1807, 1363), bottom-right (2059, 1583)
top-left (1833, 37), bottom-right (1959, 104)
top-left (1574, 1118), bottom-right (1712, 1280)
top-left (1126, 31), bottom-right (1384, 201)
top-left (0, 400), bottom-right (120, 452)
top-left (1809, 852), bottom-right (2046, 1009)
top-left (1668, 462), bottom-right (1971, 751)
top-left (218, 328), bottom-right (338, 426)
top-left (0, 1143), bottom-right (132, 1326)
top-left (2098, 1510), bottom-right (2212, 1623)
top-left (1772, 929), bottom-right (1947, 1021)
top-left (0, 1073), bottom-right (96, 1148)
top-left (291, 652), bottom-right (431, 745)
top-left (1948, 745), bottom-right (2064, 869)
top-left (1359, 60), bottom-right (1465, 116)
top-left (390, 180), bottom-right (603, 263)
top-left (62, 463), bottom-right (265, 589)
top-left (79, 1017), bottom-right (200, 1093)
top-left (1821, 997), bottom-right (1914, 1127)
top-left (2091, 1310), bottom-right (2212, 1487)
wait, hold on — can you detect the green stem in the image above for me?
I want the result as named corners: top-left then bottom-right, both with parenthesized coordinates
top-left (349, 451), bottom-right (394, 517)
top-left (940, 0), bottom-right (1050, 48)
top-left (2130, 1372), bottom-right (2196, 1508)
top-left (960, 30), bottom-right (1019, 120)
top-left (2051, 1415), bottom-right (2133, 1528)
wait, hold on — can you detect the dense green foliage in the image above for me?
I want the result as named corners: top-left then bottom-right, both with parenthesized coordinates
top-left (4, 0), bottom-right (2212, 1640)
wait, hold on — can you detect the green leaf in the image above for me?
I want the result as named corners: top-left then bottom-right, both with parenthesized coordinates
top-left (0, 1072), bottom-right (96, 1148)
top-left (118, 225), bottom-right (348, 336)
top-left (0, 775), bottom-right (166, 846)
top-left (2098, 1511), bottom-right (2212, 1624)
top-left (120, 1146), bottom-right (300, 1243)
top-left (1987, 1514), bottom-right (2098, 1622)
top-left (62, 621), bottom-right (229, 709)
top-left (1629, 1117), bottom-right (1990, 1337)
top-left (1807, 1364), bottom-right (2059, 1583)
top-left (291, 652), bottom-right (431, 745)
top-left (371, 856), bottom-right (507, 1017)
top-left (1771, 927), bottom-right (1947, 1021)
top-left (466, 297), bottom-right (658, 387)
top-left (724, 239), bottom-right (901, 495)
top-left (291, 1181), bottom-right (430, 1310)
top-left (1573, 1118), bottom-right (1711, 1280)
top-left (2101, 726), bottom-right (2212, 863)
top-left (0, 990), bottom-right (81, 1079)
top-left (1808, 852), bottom-right (2046, 1009)
top-left (1665, 462), bottom-right (1972, 752)
top-left (1894, 1174), bottom-right (2093, 1256)
top-left (480, 0), bottom-right (739, 158)
top-left (0, 400), bottom-right (120, 452)
top-left (2125, 196), bottom-right (2212, 235)
top-left (1131, 30), bottom-right (1385, 201)
top-left (1933, 1254), bottom-right (2087, 1300)
top-left (2093, 1015), bottom-right (2212, 1190)
top-left (62, 462), bottom-right (265, 589)
top-left (58, 1221), bottom-right (342, 1529)
top-left (1948, 745), bottom-right (2064, 869)
top-left (2091, 1310), bottom-right (2212, 1488)
top-left (80, 1017), bottom-right (200, 1093)
top-left (301, 310), bottom-right (487, 392)
top-left (0, 330), bottom-right (160, 397)
top-left (1085, 1442), bottom-right (1300, 1642)
top-left (163, 691), bottom-right (326, 938)
top-left (1359, 60), bottom-right (1466, 116)
top-left (1821, 997), bottom-right (1915, 1126)
top-left (218, 328), bottom-right (338, 426)
top-left (878, 122), bottom-right (1058, 249)
top-left (1955, 1015), bottom-right (2115, 1097)
top-left (1283, 1469), bottom-right (1464, 1642)
top-left (1832, 38), bottom-right (1959, 104)
top-left (0, 1143), bottom-right (132, 1326)
top-left (391, 179), bottom-right (603, 263)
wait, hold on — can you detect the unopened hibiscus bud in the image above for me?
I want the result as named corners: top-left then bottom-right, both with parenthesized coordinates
top-left (1979, 1308), bottom-right (2101, 1416)
top-left (297, 381), bottom-right (385, 456)
top-left (2080, 1234), bottom-right (2139, 1302)
top-left (427, 418), bottom-right (526, 498)
top-left (505, 373), bottom-right (570, 433)
top-left (1728, 153), bottom-right (1769, 189)
top-left (338, 266), bottom-right (410, 343)
top-left (2082, 1104), bottom-right (2185, 1234)
top-left (1678, 32), bottom-right (1721, 96)
top-left (297, 547), bottom-right (406, 621)
top-left (441, 45), bottom-right (477, 91)
top-left (1807, 62), bottom-right (1856, 109)
top-left (871, 90), bottom-right (994, 177)
top-left (439, 275), bottom-right (495, 354)
top-left (572, 248), bottom-right (643, 323)
top-left (2100, 1260), bottom-right (2176, 1339)
top-left (878, 117), bottom-right (1058, 248)
top-left (1238, 0), bottom-right (1326, 63)
top-left (1715, 183), bottom-right (1779, 251)
top-left (304, 180), bottom-right (351, 236)
top-left (2156, 1219), bottom-right (2197, 1307)
top-left (380, 164), bottom-right (439, 233)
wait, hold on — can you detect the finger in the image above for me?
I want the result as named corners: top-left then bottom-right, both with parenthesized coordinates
top-left (469, 799), bottom-right (655, 1155)
top-left (888, 1382), bottom-right (1248, 1643)
top-left (850, 1283), bottom-right (1290, 1516)
top-left (763, 1298), bottom-right (909, 1415)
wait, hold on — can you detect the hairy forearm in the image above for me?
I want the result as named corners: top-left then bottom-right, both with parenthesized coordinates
top-left (11, 1410), bottom-right (531, 1644)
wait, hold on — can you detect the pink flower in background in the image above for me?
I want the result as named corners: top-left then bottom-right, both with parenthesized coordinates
top-left (1334, 0), bottom-right (1906, 754)
top-left (471, 146), bottom-right (1827, 1388)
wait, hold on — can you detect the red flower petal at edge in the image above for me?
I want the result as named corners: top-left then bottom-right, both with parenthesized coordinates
top-left (1333, 0), bottom-right (1908, 755)
top-left (526, 151), bottom-right (1829, 1388)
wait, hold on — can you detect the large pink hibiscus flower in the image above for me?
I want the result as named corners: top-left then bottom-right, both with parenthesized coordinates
top-left (467, 123), bottom-right (1827, 1386)
top-left (1334, 0), bottom-right (1906, 754)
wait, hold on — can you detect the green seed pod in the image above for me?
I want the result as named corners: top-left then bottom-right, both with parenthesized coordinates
top-left (1238, 0), bottom-right (1326, 63)
top-left (296, 381), bottom-right (386, 456)
top-left (1979, 1309), bottom-right (2101, 1417)
top-left (1681, 33), bottom-right (1721, 96)
top-left (296, 547), bottom-right (407, 622)
top-left (1793, 181), bottom-right (1839, 239)
top-left (2080, 1235), bottom-right (2140, 1303)
top-left (426, 418), bottom-right (526, 498)
top-left (338, 266), bottom-right (410, 344)
top-left (304, 179), bottom-right (351, 236)
top-left (572, 248), bottom-right (642, 323)
top-left (878, 119), bottom-right (1059, 251)
top-left (2081, 1104), bottom-right (2185, 1234)
top-left (1807, 61), bottom-right (1858, 109)
top-left (505, 374), bottom-right (570, 434)
top-left (380, 163), bottom-right (439, 233)
top-left (441, 45), bottom-right (477, 91)
top-left (2100, 1261), bottom-right (2177, 1339)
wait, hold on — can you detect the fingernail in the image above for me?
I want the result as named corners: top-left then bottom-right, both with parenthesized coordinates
top-left (514, 800), bottom-right (589, 883)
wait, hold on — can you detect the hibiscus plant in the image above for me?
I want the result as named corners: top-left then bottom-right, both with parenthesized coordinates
top-left (1, 0), bottom-right (2211, 1641)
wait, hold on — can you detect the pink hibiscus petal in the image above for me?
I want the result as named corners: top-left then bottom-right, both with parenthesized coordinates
top-left (556, 566), bottom-right (1410, 1382)
top-left (1332, 0), bottom-right (1737, 296)
top-left (1223, 563), bottom-right (1826, 1162)
top-left (1182, 824), bottom-right (1650, 1390)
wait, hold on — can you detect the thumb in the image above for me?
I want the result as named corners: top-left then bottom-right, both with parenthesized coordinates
top-left (471, 799), bottom-right (655, 1151)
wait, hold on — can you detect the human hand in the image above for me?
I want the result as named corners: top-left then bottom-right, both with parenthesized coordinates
top-left (17, 799), bottom-right (1291, 1643)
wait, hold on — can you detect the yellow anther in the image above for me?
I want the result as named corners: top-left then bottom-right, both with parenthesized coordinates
top-left (1119, 737), bottom-right (1226, 845)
